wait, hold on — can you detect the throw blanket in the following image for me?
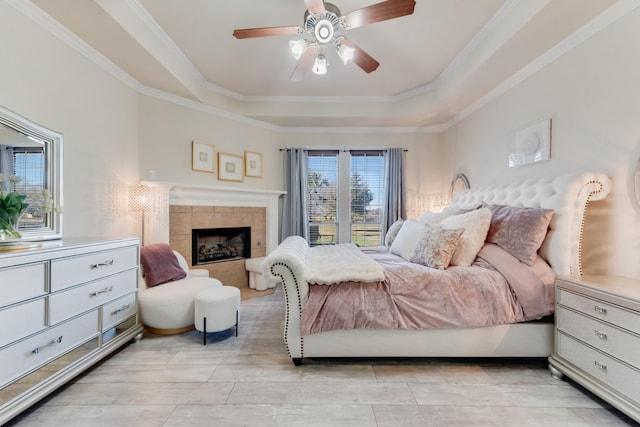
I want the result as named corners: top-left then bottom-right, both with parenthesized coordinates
top-left (305, 243), bottom-right (385, 285)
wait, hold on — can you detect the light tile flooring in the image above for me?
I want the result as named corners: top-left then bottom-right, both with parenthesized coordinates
top-left (7, 285), bottom-right (638, 427)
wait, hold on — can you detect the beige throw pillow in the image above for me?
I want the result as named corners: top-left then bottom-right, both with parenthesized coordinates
top-left (410, 224), bottom-right (464, 269)
top-left (440, 208), bottom-right (492, 266)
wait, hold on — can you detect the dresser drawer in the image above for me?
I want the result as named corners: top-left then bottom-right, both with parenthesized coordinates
top-left (0, 309), bottom-right (99, 388)
top-left (101, 292), bottom-right (137, 332)
top-left (0, 262), bottom-right (47, 307)
top-left (558, 289), bottom-right (638, 333)
top-left (49, 269), bottom-right (137, 325)
top-left (557, 306), bottom-right (640, 368)
top-left (0, 298), bottom-right (47, 348)
top-left (557, 332), bottom-right (640, 404)
top-left (50, 245), bottom-right (138, 292)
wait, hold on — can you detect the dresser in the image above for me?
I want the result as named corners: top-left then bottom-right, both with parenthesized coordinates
top-left (548, 275), bottom-right (640, 423)
top-left (0, 237), bottom-right (143, 424)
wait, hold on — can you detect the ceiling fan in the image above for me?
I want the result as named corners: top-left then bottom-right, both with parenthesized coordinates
top-left (232, 0), bottom-right (416, 81)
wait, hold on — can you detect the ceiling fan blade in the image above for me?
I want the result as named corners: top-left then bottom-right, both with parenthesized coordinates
top-left (342, 39), bottom-right (380, 73)
top-left (304, 0), bottom-right (326, 14)
top-left (342, 0), bottom-right (416, 29)
top-left (233, 26), bottom-right (302, 39)
top-left (290, 46), bottom-right (318, 81)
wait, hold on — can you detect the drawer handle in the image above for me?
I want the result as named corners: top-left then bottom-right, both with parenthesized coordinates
top-left (111, 304), bottom-right (131, 316)
top-left (594, 361), bottom-right (607, 371)
top-left (91, 260), bottom-right (114, 269)
top-left (594, 305), bottom-right (607, 315)
top-left (32, 336), bottom-right (63, 355)
top-left (594, 330), bottom-right (608, 340)
top-left (90, 286), bottom-right (113, 297)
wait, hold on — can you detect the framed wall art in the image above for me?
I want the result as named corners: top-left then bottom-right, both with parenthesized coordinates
top-left (244, 150), bottom-right (263, 178)
top-left (218, 152), bottom-right (244, 182)
top-left (192, 140), bottom-right (215, 173)
top-left (508, 118), bottom-right (551, 168)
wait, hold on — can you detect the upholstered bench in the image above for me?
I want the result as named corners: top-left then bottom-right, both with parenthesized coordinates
top-left (194, 286), bottom-right (241, 345)
top-left (245, 256), bottom-right (277, 291)
top-left (138, 244), bottom-right (223, 334)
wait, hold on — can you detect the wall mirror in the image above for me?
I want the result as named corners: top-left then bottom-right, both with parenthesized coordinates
top-left (0, 106), bottom-right (62, 240)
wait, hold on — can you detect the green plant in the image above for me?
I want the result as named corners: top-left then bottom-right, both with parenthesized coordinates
top-left (0, 173), bottom-right (59, 239)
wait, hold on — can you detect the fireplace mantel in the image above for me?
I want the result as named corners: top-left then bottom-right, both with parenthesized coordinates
top-left (142, 181), bottom-right (285, 253)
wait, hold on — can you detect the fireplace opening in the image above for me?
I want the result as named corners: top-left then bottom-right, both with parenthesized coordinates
top-left (192, 227), bottom-right (251, 265)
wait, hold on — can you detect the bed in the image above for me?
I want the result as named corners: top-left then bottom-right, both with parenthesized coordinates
top-left (264, 173), bottom-right (611, 366)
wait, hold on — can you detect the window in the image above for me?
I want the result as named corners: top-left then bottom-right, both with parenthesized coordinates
top-left (12, 147), bottom-right (47, 227)
top-left (306, 150), bottom-right (385, 247)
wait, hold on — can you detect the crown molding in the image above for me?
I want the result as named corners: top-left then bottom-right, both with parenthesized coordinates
top-left (444, 0), bottom-right (640, 131)
top-left (10, 0), bottom-right (640, 135)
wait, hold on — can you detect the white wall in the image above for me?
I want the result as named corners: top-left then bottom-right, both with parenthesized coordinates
top-left (443, 7), bottom-right (640, 279)
top-left (138, 95), bottom-right (445, 214)
top-left (0, 2), bottom-right (140, 239)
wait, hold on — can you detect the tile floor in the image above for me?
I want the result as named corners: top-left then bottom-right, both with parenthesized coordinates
top-left (6, 285), bottom-right (638, 426)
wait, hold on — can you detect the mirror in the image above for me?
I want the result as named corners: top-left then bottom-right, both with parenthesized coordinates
top-left (450, 173), bottom-right (471, 200)
top-left (0, 106), bottom-right (62, 240)
top-left (635, 156), bottom-right (640, 209)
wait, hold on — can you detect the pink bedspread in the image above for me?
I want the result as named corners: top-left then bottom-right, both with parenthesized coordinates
top-left (300, 244), bottom-right (555, 335)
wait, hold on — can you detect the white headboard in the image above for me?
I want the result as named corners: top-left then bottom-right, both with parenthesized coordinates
top-left (450, 173), bottom-right (612, 277)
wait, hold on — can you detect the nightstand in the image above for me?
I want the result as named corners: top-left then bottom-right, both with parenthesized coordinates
top-left (548, 275), bottom-right (640, 423)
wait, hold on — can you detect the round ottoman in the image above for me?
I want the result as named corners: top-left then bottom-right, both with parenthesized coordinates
top-left (194, 286), bottom-right (241, 345)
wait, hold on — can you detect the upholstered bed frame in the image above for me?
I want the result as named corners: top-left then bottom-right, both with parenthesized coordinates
top-left (265, 173), bottom-right (612, 365)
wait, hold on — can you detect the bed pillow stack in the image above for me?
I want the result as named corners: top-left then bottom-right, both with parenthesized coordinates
top-left (389, 207), bottom-right (493, 269)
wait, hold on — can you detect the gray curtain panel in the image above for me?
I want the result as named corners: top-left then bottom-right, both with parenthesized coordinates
top-left (281, 148), bottom-right (309, 241)
top-left (382, 147), bottom-right (406, 240)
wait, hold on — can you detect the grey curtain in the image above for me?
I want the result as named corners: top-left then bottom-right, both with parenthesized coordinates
top-left (382, 147), bottom-right (406, 240)
top-left (281, 148), bottom-right (308, 241)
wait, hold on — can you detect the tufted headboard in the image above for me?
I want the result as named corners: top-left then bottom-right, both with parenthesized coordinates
top-left (450, 173), bottom-right (611, 277)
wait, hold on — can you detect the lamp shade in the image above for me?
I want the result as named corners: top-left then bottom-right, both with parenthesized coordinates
top-left (128, 185), bottom-right (154, 212)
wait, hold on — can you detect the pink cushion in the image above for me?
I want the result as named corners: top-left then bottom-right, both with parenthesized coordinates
top-left (140, 243), bottom-right (187, 287)
top-left (485, 205), bottom-right (554, 266)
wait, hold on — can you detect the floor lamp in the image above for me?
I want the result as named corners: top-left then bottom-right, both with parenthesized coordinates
top-left (128, 184), bottom-right (154, 246)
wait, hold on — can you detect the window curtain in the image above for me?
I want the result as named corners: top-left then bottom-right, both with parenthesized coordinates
top-left (382, 147), bottom-right (406, 241)
top-left (281, 148), bottom-right (309, 241)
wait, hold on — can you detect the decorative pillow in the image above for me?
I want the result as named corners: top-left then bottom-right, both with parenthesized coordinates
top-left (485, 204), bottom-right (554, 266)
top-left (417, 210), bottom-right (451, 224)
top-left (140, 243), bottom-right (187, 287)
top-left (384, 219), bottom-right (404, 247)
top-left (389, 219), bottom-right (424, 260)
top-left (440, 208), bottom-right (492, 266)
top-left (410, 224), bottom-right (464, 269)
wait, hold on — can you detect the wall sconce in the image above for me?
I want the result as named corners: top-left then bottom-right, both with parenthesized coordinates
top-left (128, 184), bottom-right (154, 246)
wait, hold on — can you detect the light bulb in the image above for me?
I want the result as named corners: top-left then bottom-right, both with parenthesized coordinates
top-left (312, 54), bottom-right (327, 75)
top-left (289, 39), bottom-right (307, 60)
top-left (337, 44), bottom-right (355, 64)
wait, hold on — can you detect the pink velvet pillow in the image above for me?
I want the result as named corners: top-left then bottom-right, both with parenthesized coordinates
top-left (485, 204), bottom-right (554, 266)
top-left (140, 243), bottom-right (187, 287)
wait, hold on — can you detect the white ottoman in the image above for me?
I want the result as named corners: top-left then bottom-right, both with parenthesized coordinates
top-left (194, 286), bottom-right (241, 345)
top-left (245, 257), bottom-right (277, 291)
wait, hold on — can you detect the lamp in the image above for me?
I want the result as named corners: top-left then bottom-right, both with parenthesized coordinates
top-left (289, 39), bottom-right (307, 60)
top-left (336, 42), bottom-right (355, 65)
top-left (312, 54), bottom-right (327, 75)
top-left (128, 184), bottom-right (154, 246)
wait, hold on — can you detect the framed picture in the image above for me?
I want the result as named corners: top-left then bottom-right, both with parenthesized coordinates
top-left (192, 140), bottom-right (215, 173)
top-left (509, 118), bottom-right (551, 168)
top-left (218, 152), bottom-right (244, 182)
top-left (244, 150), bottom-right (263, 178)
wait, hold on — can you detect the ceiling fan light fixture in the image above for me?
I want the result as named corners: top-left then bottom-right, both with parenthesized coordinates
top-left (289, 39), bottom-right (307, 60)
top-left (337, 43), bottom-right (355, 64)
top-left (314, 19), bottom-right (335, 44)
top-left (312, 54), bottom-right (327, 75)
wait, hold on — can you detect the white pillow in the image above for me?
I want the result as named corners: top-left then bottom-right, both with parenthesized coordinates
top-left (417, 210), bottom-right (452, 224)
top-left (389, 219), bottom-right (424, 261)
top-left (440, 208), bottom-right (492, 266)
top-left (384, 219), bottom-right (404, 247)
